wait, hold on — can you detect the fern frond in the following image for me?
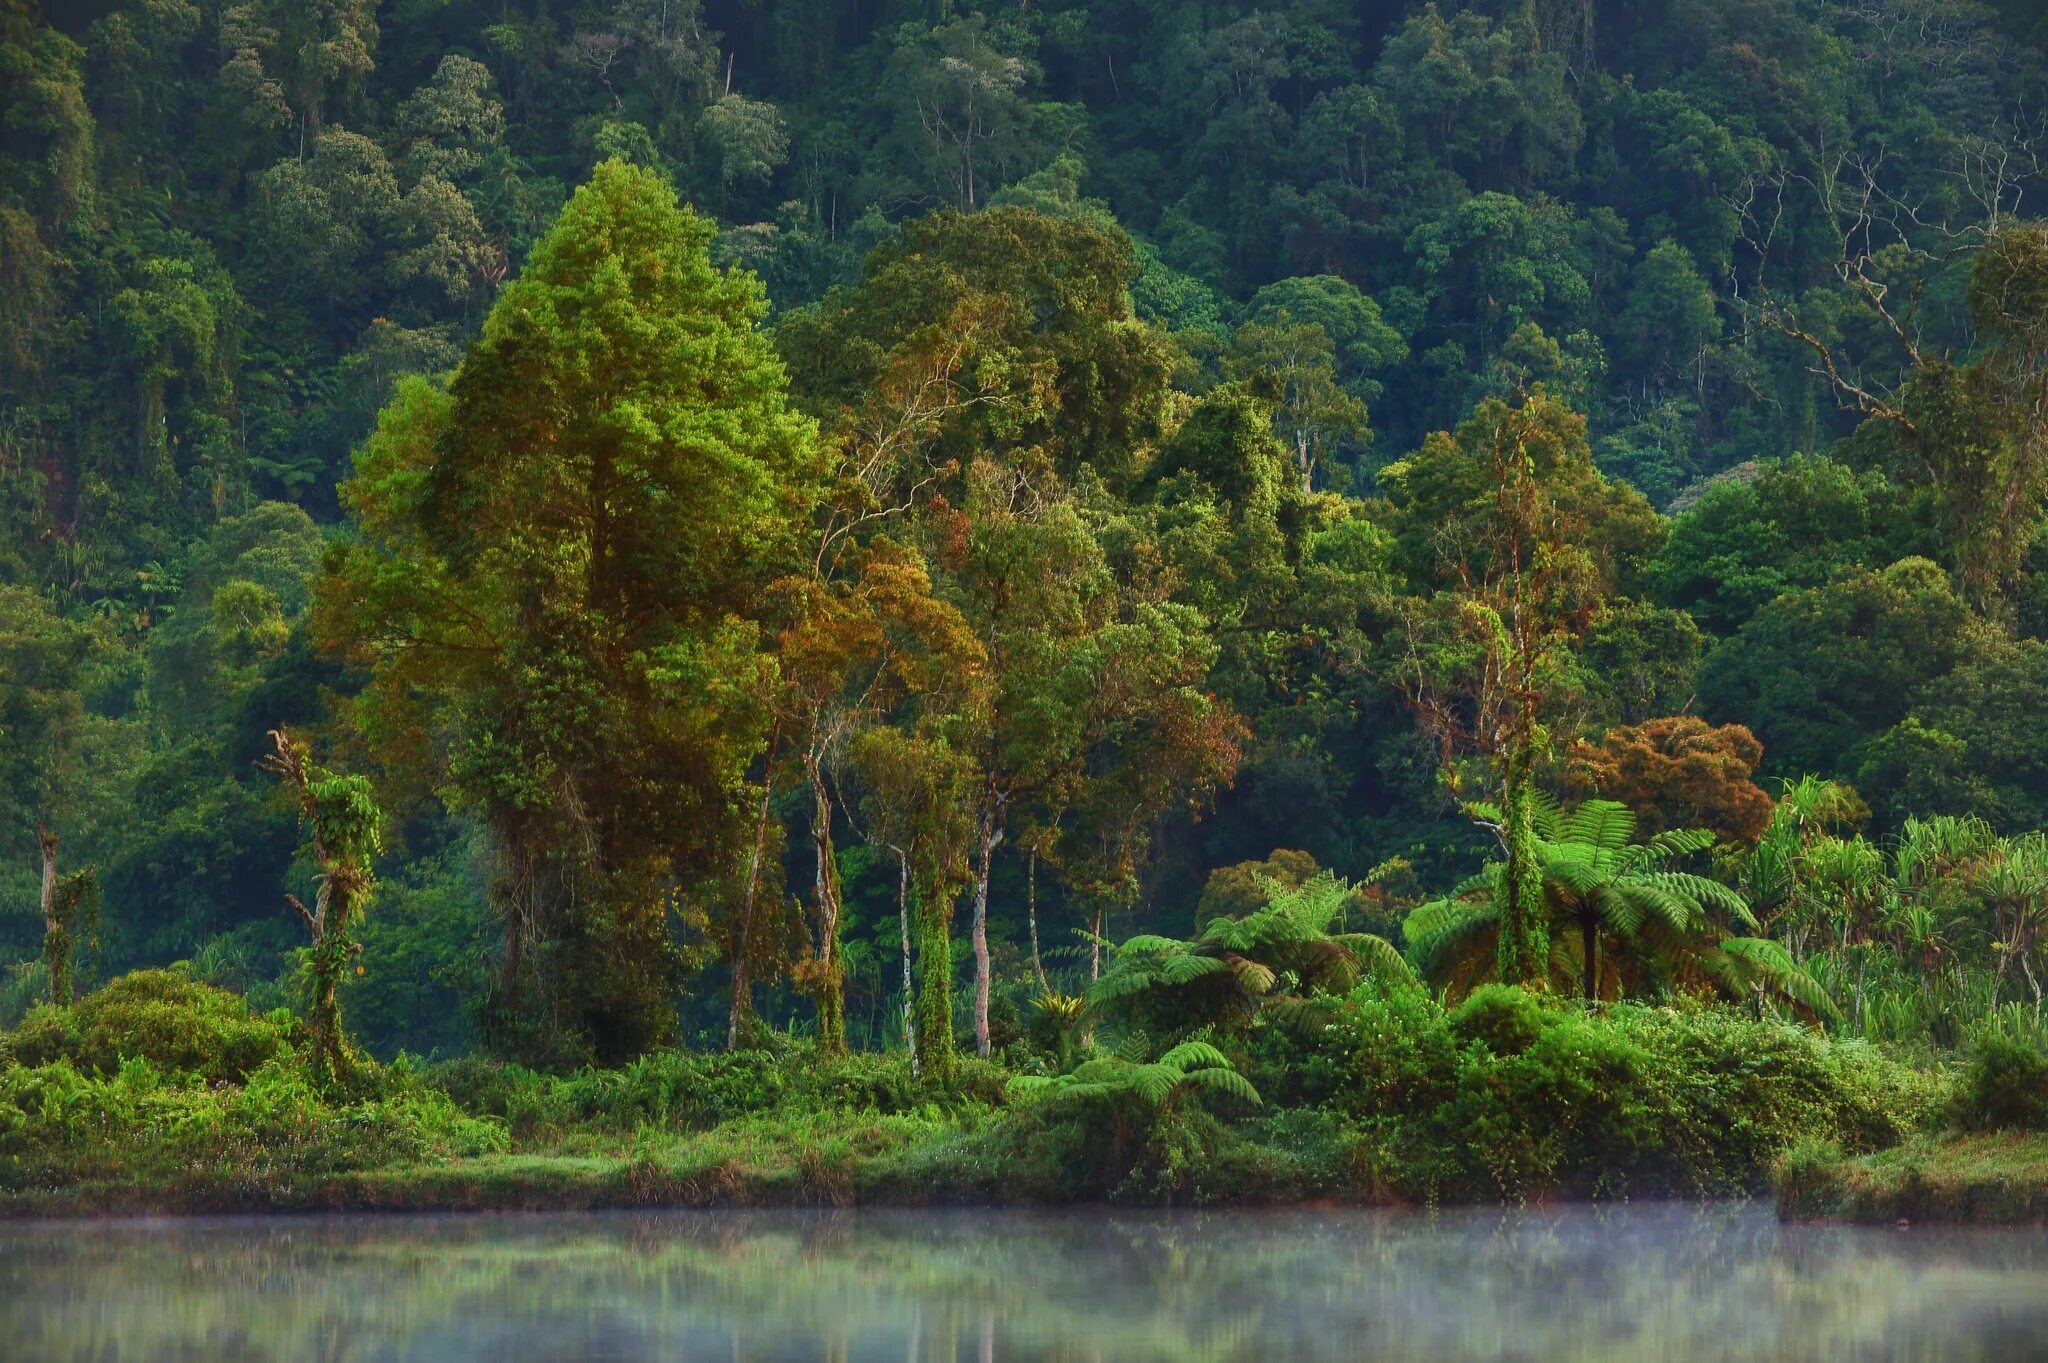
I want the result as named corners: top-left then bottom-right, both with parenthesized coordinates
top-left (1184, 1066), bottom-right (1262, 1106)
top-left (1332, 932), bottom-right (1414, 982)
top-left (1560, 799), bottom-right (1637, 853)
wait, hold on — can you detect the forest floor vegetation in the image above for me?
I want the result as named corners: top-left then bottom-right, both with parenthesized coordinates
top-left (6, 969), bottom-right (2031, 1220)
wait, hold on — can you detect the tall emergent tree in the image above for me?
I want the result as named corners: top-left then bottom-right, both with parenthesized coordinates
top-left (1386, 391), bottom-right (1659, 988)
top-left (318, 160), bottom-right (822, 1063)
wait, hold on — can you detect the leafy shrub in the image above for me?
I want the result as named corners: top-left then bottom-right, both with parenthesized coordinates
top-left (429, 1043), bottom-right (1004, 1143)
top-left (4, 970), bottom-right (292, 1082)
top-left (981, 1039), bottom-right (1266, 1201)
top-left (1957, 1035), bottom-right (2048, 1132)
top-left (0, 1053), bottom-right (506, 1193)
top-left (1317, 983), bottom-right (1943, 1200)
top-left (1449, 984), bottom-right (1549, 1054)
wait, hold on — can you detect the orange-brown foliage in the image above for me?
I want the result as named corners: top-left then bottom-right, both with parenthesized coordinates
top-left (1565, 715), bottom-right (1775, 844)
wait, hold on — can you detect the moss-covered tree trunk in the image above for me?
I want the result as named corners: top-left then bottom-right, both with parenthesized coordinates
top-left (915, 871), bottom-right (955, 1083)
top-left (264, 729), bottom-right (381, 1087)
top-left (894, 845), bottom-right (917, 1074)
top-left (1495, 730), bottom-right (1550, 989)
top-left (806, 748), bottom-right (847, 1054)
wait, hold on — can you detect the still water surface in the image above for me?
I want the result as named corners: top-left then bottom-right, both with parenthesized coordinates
top-left (3, 1203), bottom-right (2046, 1362)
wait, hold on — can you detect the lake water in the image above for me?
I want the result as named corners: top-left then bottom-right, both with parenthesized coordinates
top-left (3, 1203), bottom-right (2046, 1361)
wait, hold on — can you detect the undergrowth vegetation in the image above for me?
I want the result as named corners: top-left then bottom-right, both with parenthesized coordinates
top-left (0, 966), bottom-right (1988, 1213)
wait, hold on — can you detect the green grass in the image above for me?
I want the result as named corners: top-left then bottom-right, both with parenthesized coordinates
top-left (0, 1110), bottom-right (1004, 1215)
top-left (1776, 1132), bottom-right (2048, 1224)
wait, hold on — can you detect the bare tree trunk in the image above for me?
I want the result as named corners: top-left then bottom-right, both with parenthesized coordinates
top-left (893, 845), bottom-right (917, 1074)
top-left (37, 826), bottom-right (61, 1004)
top-left (1089, 903), bottom-right (1103, 983)
top-left (1581, 910), bottom-right (1597, 1005)
top-left (1026, 851), bottom-right (1047, 994)
top-left (728, 722), bottom-right (781, 1049)
top-left (970, 791), bottom-right (1003, 1058)
top-left (1854, 949), bottom-right (1868, 1034)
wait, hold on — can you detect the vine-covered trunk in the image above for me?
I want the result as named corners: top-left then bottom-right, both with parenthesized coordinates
top-left (808, 752), bottom-right (846, 1054)
top-left (894, 846), bottom-right (917, 1074)
top-left (728, 721), bottom-right (781, 1050)
top-left (309, 883), bottom-right (359, 1081)
top-left (914, 870), bottom-right (955, 1082)
top-left (970, 790), bottom-right (1004, 1058)
top-left (1027, 851), bottom-right (1047, 994)
top-left (1495, 726), bottom-right (1550, 989)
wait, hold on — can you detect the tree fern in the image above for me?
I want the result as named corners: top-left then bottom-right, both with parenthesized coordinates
top-left (1007, 1034), bottom-right (1261, 1111)
top-left (1087, 870), bottom-right (1413, 1035)
top-left (1407, 798), bottom-right (1830, 1014)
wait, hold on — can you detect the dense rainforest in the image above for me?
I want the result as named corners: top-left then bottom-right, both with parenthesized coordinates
top-left (7, 0), bottom-right (2048, 1216)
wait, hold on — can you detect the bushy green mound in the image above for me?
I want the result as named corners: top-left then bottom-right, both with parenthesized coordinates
top-left (1955, 1035), bottom-right (2048, 1132)
top-left (2, 969), bottom-right (293, 1081)
top-left (0, 974), bottom-right (505, 1204)
top-left (1310, 983), bottom-right (1943, 1200)
top-left (0, 1056), bottom-right (507, 1197)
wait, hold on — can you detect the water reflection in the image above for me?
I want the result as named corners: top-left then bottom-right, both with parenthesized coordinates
top-left (3, 1204), bottom-right (2046, 1362)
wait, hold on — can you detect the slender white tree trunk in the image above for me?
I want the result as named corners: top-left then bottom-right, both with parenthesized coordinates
top-left (1027, 851), bottom-right (1047, 994)
top-left (894, 845), bottom-right (917, 1074)
top-left (37, 826), bottom-right (58, 1000)
top-left (971, 792), bottom-right (1004, 1058)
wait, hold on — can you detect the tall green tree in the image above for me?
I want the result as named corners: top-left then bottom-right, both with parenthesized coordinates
top-left (318, 160), bottom-right (823, 1063)
top-left (1386, 392), bottom-right (1656, 987)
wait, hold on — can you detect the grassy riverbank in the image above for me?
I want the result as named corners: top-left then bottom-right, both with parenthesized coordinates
top-left (1773, 1036), bottom-right (2048, 1224)
top-left (1776, 1133), bottom-right (2048, 1226)
top-left (6, 969), bottom-right (1999, 1217)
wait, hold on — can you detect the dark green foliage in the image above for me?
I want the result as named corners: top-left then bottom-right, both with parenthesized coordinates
top-left (1957, 1035), bottom-right (2048, 1132)
top-left (1700, 559), bottom-right (1985, 786)
top-left (3, 969), bottom-right (290, 1083)
top-left (1652, 457), bottom-right (1923, 635)
top-left (429, 1044), bottom-right (1005, 1143)
top-left (7, 0), bottom-right (2048, 1221)
top-left (1319, 982), bottom-right (1940, 1200)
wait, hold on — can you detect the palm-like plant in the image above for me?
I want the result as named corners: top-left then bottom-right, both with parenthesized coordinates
top-left (1736, 778), bottom-right (1865, 943)
top-left (1971, 832), bottom-right (2048, 1012)
top-left (1007, 1037), bottom-right (1261, 1111)
top-left (1087, 871), bottom-right (1410, 1034)
top-left (1408, 798), bottom-right (1834, 1016)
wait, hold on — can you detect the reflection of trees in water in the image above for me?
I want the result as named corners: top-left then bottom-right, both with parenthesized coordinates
top-left (3, 1207), bottom-right (2047, 1362)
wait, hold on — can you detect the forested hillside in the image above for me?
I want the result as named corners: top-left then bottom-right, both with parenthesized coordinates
top-left (7, 0), bottom-right (2048, 1076)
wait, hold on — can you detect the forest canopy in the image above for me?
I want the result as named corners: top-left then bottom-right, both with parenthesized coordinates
top-left (6, 0), bottom-right (2048, 1084)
